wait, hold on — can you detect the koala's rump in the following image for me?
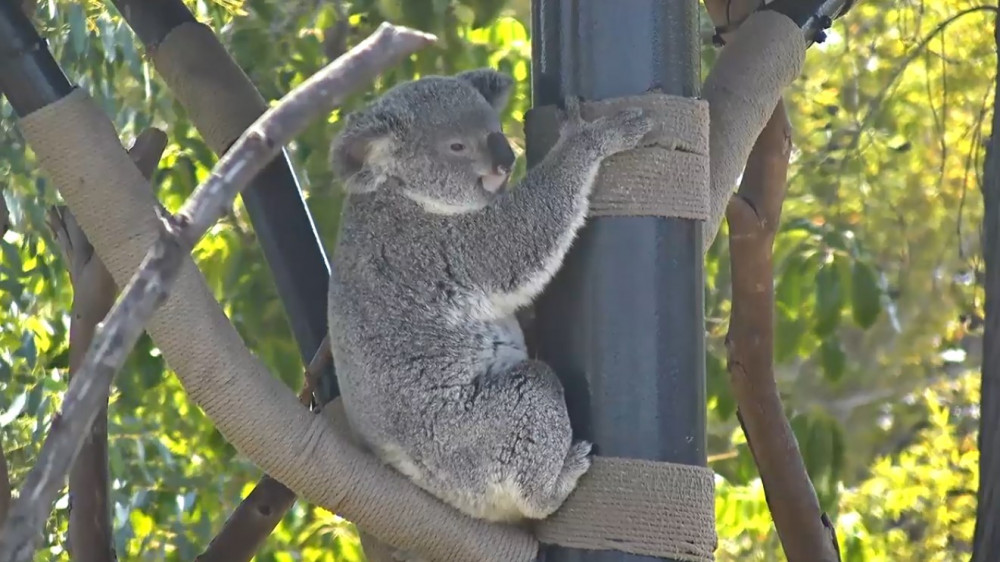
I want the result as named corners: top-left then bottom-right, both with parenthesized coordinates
top-left (329, 297), bottom-right (571, 509)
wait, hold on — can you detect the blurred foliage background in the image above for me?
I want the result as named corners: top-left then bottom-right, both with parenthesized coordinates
top-left (0, 0), bottom-right (992, 560)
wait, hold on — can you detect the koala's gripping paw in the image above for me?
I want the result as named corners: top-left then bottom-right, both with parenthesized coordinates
top-left (587, 107), bottom-right (654, 156)
top-left (558, 95), bottom-right (586, 135)
top-left (516, 438), bottom-right (593, 520)
top-left (556, 440), bottom-right (593, 497)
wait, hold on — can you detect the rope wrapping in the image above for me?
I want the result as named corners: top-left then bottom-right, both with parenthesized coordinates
top-left (524, 93), bottom-right (711, 221)
top-left (535, 458), bottom-right (717, 561)
top-left (11, 8), bottom-right (814, 562)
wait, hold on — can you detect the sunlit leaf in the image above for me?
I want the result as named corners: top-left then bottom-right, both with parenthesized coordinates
top-left (851, 261), bottom-right (882, 328)
top-left (814, 258), bottom-right (844, 336)
top-left (820, 338), bottom-right (847, 382)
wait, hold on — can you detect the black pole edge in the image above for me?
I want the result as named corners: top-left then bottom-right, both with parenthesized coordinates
top-left (762, 0), bottom-right (855, 45)
top-left (0, 0), bottom-right (74, 115)
top-left (108, 0), bottom-right (196, 47)
top-left (111, 0), bottom-right (339, 399)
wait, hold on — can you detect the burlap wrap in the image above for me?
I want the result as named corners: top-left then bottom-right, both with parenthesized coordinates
top-left (525, 94), bottom-right (711, 221)
top-left (12, 8), bottom-right (811, 562)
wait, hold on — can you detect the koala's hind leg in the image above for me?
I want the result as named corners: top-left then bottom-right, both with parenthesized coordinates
top-left (470, 359), bottom-right (592, 521)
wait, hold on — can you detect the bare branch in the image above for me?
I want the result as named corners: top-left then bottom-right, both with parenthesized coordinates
top-left (725, 101), bottom-right (840, 562)
top-left (0, 23), bottom-right (435, 562)
top-left (194, 337), bottom-right (331, 562)
top-left (698, 3), bottom-right (843, 559)
top-left (971, 6), bottom-right (1000, 560)
top-left (0, 186), bottom-right (8, 238)
top-left (0, 444), bottom-right (9, 527)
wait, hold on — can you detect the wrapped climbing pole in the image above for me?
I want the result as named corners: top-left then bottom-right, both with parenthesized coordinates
top-left (0, 0), bottom-right (846, 560)
top-left (527, 2), bottom-right (711, 561)
top-left (109, 0), bottom-right (335, 391)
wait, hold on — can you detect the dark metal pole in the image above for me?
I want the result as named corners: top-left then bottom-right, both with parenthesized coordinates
top-left (529, 2), bottom-right (706, 562)
top-left (108, 0), bottom-right (334, 395)
top-left (0, 1), bottom-right (74, 111)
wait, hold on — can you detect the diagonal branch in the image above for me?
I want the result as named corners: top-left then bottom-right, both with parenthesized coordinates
top-left (0, 23), bottom-right (435, 562)
top-left (725, 101), bottom-right (840, 562)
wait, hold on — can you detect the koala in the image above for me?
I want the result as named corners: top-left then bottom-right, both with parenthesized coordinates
top-left (326, 67), bottom-right (652, 524)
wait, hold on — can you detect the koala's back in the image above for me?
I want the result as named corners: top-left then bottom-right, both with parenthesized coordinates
top-left (327, 194), bottom-right (528, 460)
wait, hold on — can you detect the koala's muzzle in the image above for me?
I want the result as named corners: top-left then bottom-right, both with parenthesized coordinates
top-left (487, 132), bottom-right (516, 176)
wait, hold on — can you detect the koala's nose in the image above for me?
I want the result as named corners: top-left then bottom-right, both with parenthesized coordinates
top-left (487, 132), bottom-right (516, 175)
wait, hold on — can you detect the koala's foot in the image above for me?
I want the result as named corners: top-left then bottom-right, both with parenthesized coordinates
top-left (540, 439), bottom-right (593, 515)
top-left (480, 359), bottom-right (592, 521)
top-left (411, 358), bottom-right (593, 523)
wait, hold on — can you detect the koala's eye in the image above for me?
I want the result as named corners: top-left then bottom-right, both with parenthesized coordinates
top-left (449, 142), bottom-right (466, 152)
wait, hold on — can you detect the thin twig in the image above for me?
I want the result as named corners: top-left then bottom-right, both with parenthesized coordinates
top-left (0, 23), bottom-right (435, 562)
top-left (725, 101), bottom-right (841, 562)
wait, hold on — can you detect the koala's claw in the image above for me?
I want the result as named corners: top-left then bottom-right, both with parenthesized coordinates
top-left (562, 95), bottom-right (584, 121)
top-left (559, 95), bottom-right (586, 134)
top-left (614, 107), bottom-right (654, 145)
top-left (587, 107), bottom-right (653, 156)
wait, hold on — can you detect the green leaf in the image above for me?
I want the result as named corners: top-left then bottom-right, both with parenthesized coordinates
top-left (814, 259), bottom-right (844, 336)
top-left (0, 277), bottom-right (22, 296)
top-left (0, 239), bottom-right (24, 276)
top-left (776, 253), bottom-right (807, 308)
top-left (851, 261), bottom-right (882, 328)
top-left (0, 392), bottom-right (26, 426)
top-left (707, 352), bottom-right (735, 421)
top-left (47, 346), bottom-right (70, 370)
top-left (67, 3), bottom-right (88, 57)
top-left (828, 415), bottom-right (846, 481)
top-left (820, 339), bottom-right (846, 382)
top-left (775, 306), bottom-right (806, 363)
top-left (805, 416), bottom-right (834, 480)
top-left (26, 381), bottom-right (45, 417)
top-left (13, 330), bottom-right (37, 367)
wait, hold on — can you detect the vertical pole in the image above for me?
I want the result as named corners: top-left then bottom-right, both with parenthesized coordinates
top-left (530, 2), bottom-right (706, 562)
top-left (108, 0), bottom-right (333, 389)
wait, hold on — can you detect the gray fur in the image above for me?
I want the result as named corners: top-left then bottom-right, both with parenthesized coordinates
top-left (327, 68), bottom-right (652, 523)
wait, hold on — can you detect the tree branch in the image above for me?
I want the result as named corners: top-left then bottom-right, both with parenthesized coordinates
top-left (971, 5), bottom-right (1000, 560)
top-left (725, 101), bottom-right (840, 562)
top-left (0, 188), bottom-right (9, 238)
top-left (0, 444), bottom-right (9, 527)
top-left (699, 3), bottom-right (843, 559)
top-left (0, 23), bottom-right (435, 562)
top-left (45, 127), bottom-right (166, 562)
top-left (194, 337), bottom-right (331, 562)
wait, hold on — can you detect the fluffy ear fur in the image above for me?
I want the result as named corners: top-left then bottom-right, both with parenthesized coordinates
top-left (456, 68), bottom-right (514, 112)
top-left (330, 109), bottom-right (406, 194)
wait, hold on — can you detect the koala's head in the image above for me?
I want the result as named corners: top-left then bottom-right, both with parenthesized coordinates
top-left (330, 68), bottom-right (516, 215)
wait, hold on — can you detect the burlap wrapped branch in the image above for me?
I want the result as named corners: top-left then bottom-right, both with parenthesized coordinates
top-left (15, 9), bottom-right (803, 562)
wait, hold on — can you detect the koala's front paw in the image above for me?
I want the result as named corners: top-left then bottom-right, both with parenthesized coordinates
top-left (559, 95), bottom-right (586, 133)
top-left (587, 107), bottom-right (654, 156)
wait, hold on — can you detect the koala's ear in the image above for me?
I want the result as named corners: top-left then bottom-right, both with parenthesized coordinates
top-left (330, 109), bottom-right (405, 193)
top-left (456, 68), bottom-right (514, 111)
